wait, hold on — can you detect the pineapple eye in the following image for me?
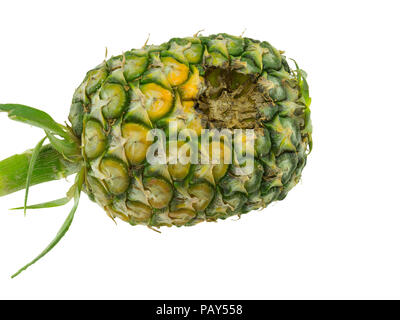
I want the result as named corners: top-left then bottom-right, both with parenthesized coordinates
top-left (100, 83), bottom-right (128, 119)
top-left (254, 129), bottom-right (271, 157)
top-left (183, 43), bottom-right (203, 64)
top-left (100, 158), bottom-right (130, 195)
top-left (140, 83), bottom-right (173, 121)
top-left (267, 75), bottom-right (286, 102)
top-left (84, 120), bottom-right (107, 159)
top-left (161, 57), bottom-right (189, 86)
top-left (143, 177), bottom-right (173, 209)
top-left (123, 55), bottom-right (148, 81)
top-left (168, 209), bottom-right (196, 226)
top-left (276, 153), bottom-right (299, 185)
top-left (178, 66), bottom-right (203, 100)
top-left (188, 182), bottom-right (214, 211)
top-left (126, 201), bottom-right (152, 224)
top-left (209, 141), bottom-right (231, 182)
top-left (86, 175), bottom-right (112, 207)
top-left (244, 160), bottom-right (264, 194)
top-left (166, 141), bottom-right (192, 181)
top-left (85, 67), bottom-right (108, 95)
top-left (122, 122), bottom-right (152, 165)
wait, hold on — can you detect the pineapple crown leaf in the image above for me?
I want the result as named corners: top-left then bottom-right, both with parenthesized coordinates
top-left (11, 178), bottom-right (78, 211)
top-left (0, 104), bottom-right (80, 158)
top-left (23, 136), bottom-right (47, 215)
top-left (45, 130), bottom-right (80, 160)
top-left (289, 59), bottom-right (311, 107)
top-left (289, 59), bottom-right (313, 153)
top-left (11, 167), bottom-right (85, 278)
top-left (0, 104), bottom-right (67, 138)
top-left (10, 196), bottom-right (72, 211)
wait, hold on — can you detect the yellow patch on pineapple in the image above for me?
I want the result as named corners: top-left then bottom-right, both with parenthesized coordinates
top-left (187, 117), bottom-right (203, 136)
top-left (161, 57), bottom-right (189, 86)
top-left (100, 158), bottom-right (130, 195)
top-left (167, 141), bottom-right (191, 180)
top-left (209, 141), bottom-right (231, 182)
top-left (143, 177), bottom-right (173, 209)
top-left (122, 123), bottom-right (152, 165)
top-left (141, 83), bottom-right (173, 121)
top-left (233, 131), bottom-right (256, 157)
top-left (182, 100), bottom-right (195, 113)
top-left (178, 67), bottom-right (203, 100)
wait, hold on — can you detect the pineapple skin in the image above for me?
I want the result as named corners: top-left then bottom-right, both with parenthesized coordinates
top-left (68, 33), bottom-right (312, 227)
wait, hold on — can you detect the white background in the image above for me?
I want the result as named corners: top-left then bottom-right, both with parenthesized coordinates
top-left (0, 0), bottom-right (399, 299)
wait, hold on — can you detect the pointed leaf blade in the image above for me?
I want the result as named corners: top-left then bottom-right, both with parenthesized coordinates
top-left (11, 197), bottom-right (72, 210)
top-left (45, 130), bottom-right (80, 159)
top-left (11, 169), bottom-right (84, 278)
top-left (0, 104), bottom-right (67, 138)
top-left (290, 59), bottom-right (313, 153)
top-left (24, 137), bottom-right (46, 215)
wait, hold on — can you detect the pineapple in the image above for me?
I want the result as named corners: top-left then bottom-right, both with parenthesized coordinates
top-left (0, 33), bottom-right (312, 277)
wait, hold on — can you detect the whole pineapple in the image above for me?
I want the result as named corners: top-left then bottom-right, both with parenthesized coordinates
top-left (0, 33), bottom-right (312, 277)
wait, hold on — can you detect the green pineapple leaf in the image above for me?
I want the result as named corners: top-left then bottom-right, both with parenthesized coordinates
top-left (290, 59), bottom-right (313, 153)
top-left (0, 104), bottom-right (68, 139)
top-left (23, 137), bottom-right (47, 215)
top-left (290, 59), bottom-right (311, 107)
top-left (11, 168), bottom-right (85, 278)
top-left (12, 180), bottom-right (76, 210)
top-left (45, 130), bottom-right (80, 159)
top-left (11, 197), bottom-right (72, 210)
top-left (0, 104), bottom-right (81, 158)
